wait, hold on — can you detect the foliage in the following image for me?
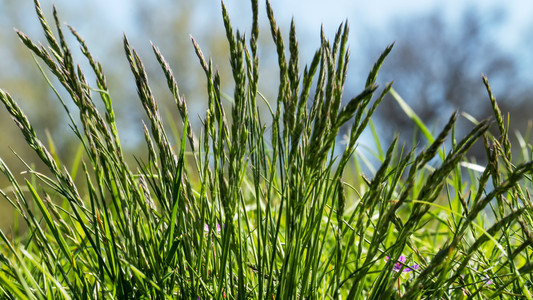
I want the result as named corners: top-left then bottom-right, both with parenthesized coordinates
top-left (0, 0), bottom-right (532, 299)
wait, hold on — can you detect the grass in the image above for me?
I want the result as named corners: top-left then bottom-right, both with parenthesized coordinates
top-left (0, 0), bottom-right (532, 299)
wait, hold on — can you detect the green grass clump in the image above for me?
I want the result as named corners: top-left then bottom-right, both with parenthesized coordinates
top-left (1, 0), bottom-right (532, 299)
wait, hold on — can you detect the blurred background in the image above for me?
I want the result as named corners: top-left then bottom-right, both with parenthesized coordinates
top-left (0, 0), bottom-right (532, 230)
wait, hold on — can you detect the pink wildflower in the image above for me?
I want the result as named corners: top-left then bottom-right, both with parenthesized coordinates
top-left (386, 255), bottom-right (419, 273)
top-left (204, 223), bottom-right (224, 234)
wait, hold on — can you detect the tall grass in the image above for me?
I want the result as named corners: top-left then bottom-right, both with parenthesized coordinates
top-left (1, 0), bottom-right (532, 298)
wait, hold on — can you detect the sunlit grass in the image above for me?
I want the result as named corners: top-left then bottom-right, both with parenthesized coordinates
top-left (0, 0), bottom-right (532, 299)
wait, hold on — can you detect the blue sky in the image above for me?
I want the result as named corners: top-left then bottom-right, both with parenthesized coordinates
top-left (29, 0), bottom-right (529, 47)
top-left (5, 0), bottom-right (529, 71)
top-left (1, 0), bottom-right (531, 149)
top-left (2, 0), bottom-right (530, 76)
top-left (88, 0), bottom-right (532, 78)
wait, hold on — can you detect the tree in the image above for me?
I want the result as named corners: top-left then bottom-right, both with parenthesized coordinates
top-left (362, 6), bottom-right (533, 157)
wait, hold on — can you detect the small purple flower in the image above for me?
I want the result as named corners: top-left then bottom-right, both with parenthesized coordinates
top-left (386, 255), bottom-right (419, 273)
top-left (204, 223), bottom-right (224, 234)
top-left (483, 275), bottom-right (493, 286)
top-left (475, 267), bottom-right (494, 286)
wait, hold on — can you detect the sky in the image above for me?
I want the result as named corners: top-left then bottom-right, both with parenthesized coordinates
top-left (1, 0), bottom-right (530, 67)
top-left (74, 0), bottom-right (533, 83)
top-left (0, 0), bottom-right (531, 149)
top-left (3, 0), bottom-right (530, 80)
top-left (14, 0), bottom-right (528, 48)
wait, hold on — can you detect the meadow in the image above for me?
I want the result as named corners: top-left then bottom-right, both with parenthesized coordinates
top-left (0, 0), bottom-right (532, 299)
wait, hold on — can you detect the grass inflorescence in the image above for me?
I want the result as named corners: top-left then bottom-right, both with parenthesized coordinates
top-left (0, 0), bottom-right (532, 299)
